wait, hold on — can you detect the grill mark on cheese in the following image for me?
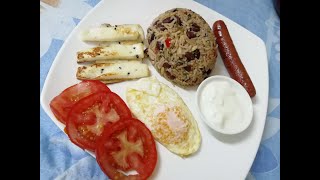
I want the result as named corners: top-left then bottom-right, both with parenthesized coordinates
top-left (120, 27), bottom-right (135, 35)
top-left (92, 63), bottom-right (112, 68)
top-left (98, 73), bottom-right (117, 77)
top-left (77, 47), bottom-right (104, 60)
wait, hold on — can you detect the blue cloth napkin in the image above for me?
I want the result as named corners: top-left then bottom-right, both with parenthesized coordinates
top-left (40, 0), bottom-right (280, 179)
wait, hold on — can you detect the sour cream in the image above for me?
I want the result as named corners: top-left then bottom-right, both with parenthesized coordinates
top-left (196, 76), bottom-right (253, 134)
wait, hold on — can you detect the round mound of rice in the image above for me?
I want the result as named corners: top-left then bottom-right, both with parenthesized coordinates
top-left (146, 8), bottom-right (217, 87)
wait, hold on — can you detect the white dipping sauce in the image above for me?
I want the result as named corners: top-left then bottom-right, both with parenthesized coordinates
top-left (198, 77), bottom-right (253, 134)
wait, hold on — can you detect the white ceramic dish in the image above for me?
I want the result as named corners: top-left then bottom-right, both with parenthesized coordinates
top-left (196, 75), bottom-right (254, 135)
top-left (40, 0), bottom-right (269, 179)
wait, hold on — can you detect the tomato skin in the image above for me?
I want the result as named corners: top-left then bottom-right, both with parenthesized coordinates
top-left (50, 80), bottom-right (110, 124)
top-left (96, 119), bottom-right (157, 180)
top-left (107, 92), bottom-right (132, 120)
top-left (66, 92), bottom-right (132, 151)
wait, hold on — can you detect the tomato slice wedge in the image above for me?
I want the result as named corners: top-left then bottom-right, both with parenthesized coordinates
top-left (66, 92), bottom-right (132, 151)
top-left (50, 80), bottom-right (110, 124)
top-left (96, 119), bottom-right (157, 180)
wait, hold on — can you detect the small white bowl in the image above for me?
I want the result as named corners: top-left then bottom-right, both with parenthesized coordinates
top-left (196, 75), bottom-right (253, 135)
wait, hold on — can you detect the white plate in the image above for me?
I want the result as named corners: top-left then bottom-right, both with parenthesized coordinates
top-left (40, 0), bottom-right (269, 179)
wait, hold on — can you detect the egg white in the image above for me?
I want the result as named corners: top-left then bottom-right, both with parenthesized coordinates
top-left (126, 77), bottom-right (201, 157)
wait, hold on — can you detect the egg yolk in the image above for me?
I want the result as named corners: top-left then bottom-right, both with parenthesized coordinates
top-left (151, 106), bottom-right (190, 145)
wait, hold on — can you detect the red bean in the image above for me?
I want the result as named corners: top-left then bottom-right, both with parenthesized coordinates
top-left (184, 65), bottom-right (192, 71)
top-left (185, 52), bottom-right (195, 61)
top-left (186, 31), bottom-right (196, 39)
top-left (190, 23), bottom-right (200, 32)
top-left (174, 15), bottom-right (182, 26)
top-left (163, 17), bottom-right (174, 23)
top-left (163, 63), bottom-right (171, 69)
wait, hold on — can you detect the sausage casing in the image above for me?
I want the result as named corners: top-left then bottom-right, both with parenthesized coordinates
top-left (213, 20), bottom-right (256, 97)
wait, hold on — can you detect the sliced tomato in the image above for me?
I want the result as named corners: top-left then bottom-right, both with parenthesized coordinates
top-left (96, 119), bottom-right (157, 180)
top-left (66, 92), bottom-right (132, 151)
top-left (50, 80), bottom-right (110, 124)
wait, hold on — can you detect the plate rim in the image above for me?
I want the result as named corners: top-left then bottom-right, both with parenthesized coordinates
top-left (40, 0), bottom-right (269, 179)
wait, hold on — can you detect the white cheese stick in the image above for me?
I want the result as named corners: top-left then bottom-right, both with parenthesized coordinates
top-left (97, 40), bottom-right (143, 47)
top-left (94, 59), bottom-right (143, 64)
top-left (77, 43), bottom-right (144, 63)
top-left (76, 61), bottom-right (150, 82)
top-left (80, 24), bottom-right (145, 42)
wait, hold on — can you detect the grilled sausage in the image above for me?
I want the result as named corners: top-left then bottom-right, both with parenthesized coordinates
top-left (213, 20), bottom-right (256, 97)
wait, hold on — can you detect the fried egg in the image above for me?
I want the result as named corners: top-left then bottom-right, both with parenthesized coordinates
top-left (126, 77), bottom-right (201, 157)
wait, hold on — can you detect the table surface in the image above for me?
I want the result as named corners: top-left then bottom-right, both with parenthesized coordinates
top-left (40, 0), bottom-right (280, 179)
